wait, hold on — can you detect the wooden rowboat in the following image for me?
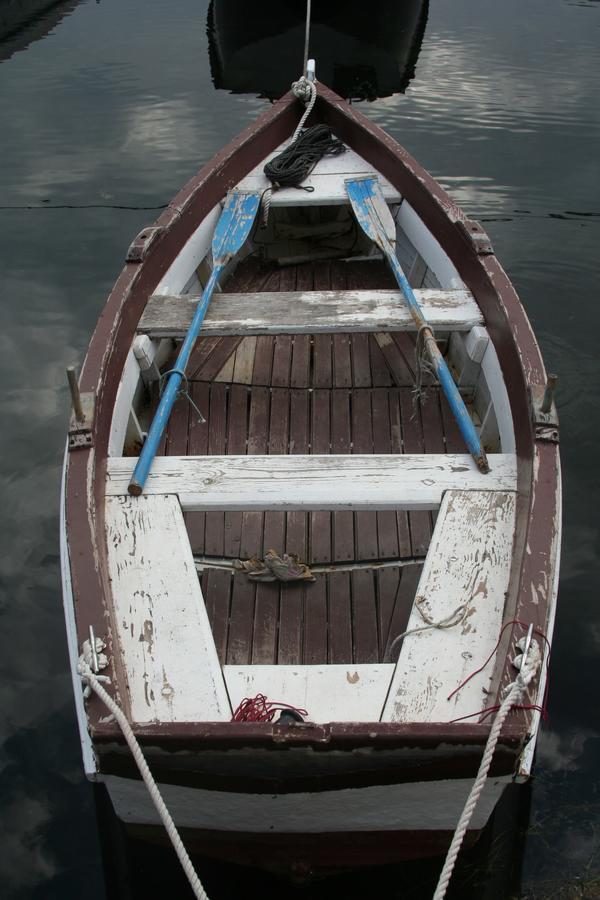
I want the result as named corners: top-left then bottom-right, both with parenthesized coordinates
top-left (61, 83), bottom-right (561, 877)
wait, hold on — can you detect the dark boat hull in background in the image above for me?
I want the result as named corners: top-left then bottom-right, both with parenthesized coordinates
top-left (0, 0), bottom-right (81, 62)
top-left (208, 0), bottom-right (429, 100)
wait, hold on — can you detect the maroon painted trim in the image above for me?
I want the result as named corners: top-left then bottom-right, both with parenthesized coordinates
top-left (95, 741), bottom-right (519, 791)
top-left (92, 720), bottom-right (523, 745)
top-left (64, 84), bottom-right (559, 751)
top-left (93, 721), bottom-right (523, 789)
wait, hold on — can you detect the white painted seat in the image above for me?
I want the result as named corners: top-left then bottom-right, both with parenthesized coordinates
top-left (237, 143), bottom-right (401, 206)
top-left (137, 288), bottom-right (483, 338)
top-left (224, 665), bottom-right (395, 723)
top-left (105, 454), bottom-right (518, 511)
top-left (381, 490), bottom-right (516, 724)
top-left (105, 495), bottom-right (231, 723)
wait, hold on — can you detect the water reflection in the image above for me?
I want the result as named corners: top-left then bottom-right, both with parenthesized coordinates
top-left (0, 0), bottom-right (599, 896)
top-left (0, 0), bottom-right (82, 62)
top-left (207, 0), bottom-right (429, 100)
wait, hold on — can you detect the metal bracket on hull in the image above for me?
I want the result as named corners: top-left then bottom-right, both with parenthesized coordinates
top-left (126, 225), bottom-right (165, 263)
top-left (457, 219), bottom-right (494, 255)
top-left (68, 391), bottom-right (95, 449)
top-left (66, 366), bottom-right (95, 449)
top-left (531, 376), bottom-right (559, 443)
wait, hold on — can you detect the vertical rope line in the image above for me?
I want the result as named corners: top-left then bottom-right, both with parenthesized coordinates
top-left (302, 0), bottom-right (312, 76)
top-left (432, 649), bottom-right (540, 900)
top-left (78, 662), bottom-right (210, 900)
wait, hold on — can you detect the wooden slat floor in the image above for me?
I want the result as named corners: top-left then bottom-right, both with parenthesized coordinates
top-left (153, 258), bottom-right (468, 665)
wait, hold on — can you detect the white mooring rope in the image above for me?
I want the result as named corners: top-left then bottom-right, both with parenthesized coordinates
top-left (78, 660), bottom-right (210, 900)
top-left (261, 75), bottom-right (317, 229)
top-left (432, 640), bottom-right (542, 900)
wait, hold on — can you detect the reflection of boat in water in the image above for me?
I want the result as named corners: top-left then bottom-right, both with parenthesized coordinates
top-left (0, 0), bottom-right (81, 63)
top-left (208, 0), bottom-right (429, 100)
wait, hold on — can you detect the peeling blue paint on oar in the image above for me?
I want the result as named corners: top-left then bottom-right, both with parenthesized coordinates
top-left (128, 191), bottom-right (261, 496)
top-left (346, 176), bottom-right (489, 473)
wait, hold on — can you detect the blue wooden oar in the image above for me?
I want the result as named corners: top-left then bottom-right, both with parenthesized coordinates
top-left (345, 176), bottom-right (489, 473)
top-left (128, 191), bottom-right (261, 495)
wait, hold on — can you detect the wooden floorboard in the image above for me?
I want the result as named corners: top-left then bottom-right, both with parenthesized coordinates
top-left (155, 258), bottom-right (458, 666)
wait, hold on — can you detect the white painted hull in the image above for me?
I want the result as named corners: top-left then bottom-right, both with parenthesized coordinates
top-left (105, 773), bottom-right (510, 834)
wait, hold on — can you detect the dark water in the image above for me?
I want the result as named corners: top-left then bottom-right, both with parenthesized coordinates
top-left (0, 0), bottom-right (598, 897)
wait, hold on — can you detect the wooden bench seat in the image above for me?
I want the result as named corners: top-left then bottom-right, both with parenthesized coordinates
top-left (106, 453), bottom-right (517, 511)
top-left (138, 288), bottom-right (482, 338)
top-left (382, 490), bottom-right (517, 724)
top-left (105, 495), bottom-right (230, 723)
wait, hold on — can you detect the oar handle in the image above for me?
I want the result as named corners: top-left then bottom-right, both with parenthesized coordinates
top-left (421, 328), bottom-right (489, 473)
top-left (388, 247), bottom-right (489, 472)
top-left (128, 265), bottom-right (223, 496)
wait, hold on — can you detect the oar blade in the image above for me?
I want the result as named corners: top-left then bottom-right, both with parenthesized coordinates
top-left (212, 190), bottom-right (261, 266)
top-left (346, 177), bottom-right (489, 474)
top-left (345, 176), bottom-right (396, 252)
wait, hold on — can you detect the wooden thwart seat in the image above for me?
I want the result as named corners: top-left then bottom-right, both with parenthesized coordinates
top-left (106, 454), bottom-right (517, 510)
top-left (382, 489), bottom-right (517, 724)
top-left (236, 142), bottom-right (401, 206)
top-left (138, 288), bottom-right (482, 338)
top-left (105, 495), bottom-right (230, 723)
top-left (224, 664), bottom-right (396, 723)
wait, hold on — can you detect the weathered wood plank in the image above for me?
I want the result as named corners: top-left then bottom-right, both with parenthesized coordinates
top-left (223, 664), bottom-right (395, 723)
top-left (226, 574), bottom-right (256, 665)
top-left (240, 387), bottom-right (268, 558)
top-left (352, 569), bottom-right (379, 663)
top-left (190, 336), bottom-right (242, 380)
top-left (331, 390), bottom-right (354, 562)
top-left (272, 335), bottom-right (293, 387)
top-left (352, 390), bottom-right (378, 561)
top-left (329, 572), bottom-right (353, 662)
top-left (184, 381), bottom-right (209, 554)
top-left (351, 333), bottom-right (372, 387)
top-left (251, 335), bottom-right (274, 385)
top-left (303, 574), bottom-right (328, 664)
top-left (280, 392), bottom-right (310, 663)
top-left (309, 389), bottom-right (332, 564)
top-left (238, 169), bottom-right (400, 207)
top-left (380, 564), bottom-right (423, 661)
top-left (252, 487), bottom-right (285, 663)
top-left (204, 568), bottom-right (232, 664)
top-left (105, 495), bottom-right (230, 722)
top-left (106, 454), bottom-right (517, 510)
top-left (223, 384), bottom-right (247, 557)
top-left (139, 289), bottom-right (481, 337)
top-left (374, 333), bottom-right (414, 385)
top-left (398, 388), bottom-right (432, 556)
top-left (382, 490), bottom-right (517, 723)
top-left (290, 334), bottom-right (311, 388)
top-left (231, 337), bottom-right (257, 384)
top-left (204, 384), bottom-right (227, 556)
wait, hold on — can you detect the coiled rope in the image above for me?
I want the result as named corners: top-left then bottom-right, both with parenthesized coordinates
top-left (78, 660), bottom-right (210, 900)
top-left (432, 639), bottom-right (542, 900)
top-left (264, 121), bottom-right (344, 191)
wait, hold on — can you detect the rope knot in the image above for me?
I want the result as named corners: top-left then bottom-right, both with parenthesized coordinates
top-left (292, 76), bottom-right (314, 103)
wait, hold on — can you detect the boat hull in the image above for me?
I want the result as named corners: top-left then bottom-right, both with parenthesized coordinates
top-left (104, 772), bottom-right (510, 873)
top-left (62, 82), bottom-right (561, 873)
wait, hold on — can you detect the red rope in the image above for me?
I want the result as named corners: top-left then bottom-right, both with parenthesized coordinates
top-left (446, 618), bottom-right (552, 705)
top-left (449, 703), bottom-right (545, 724)
top-left (231, 694), bottom-right (308, 723)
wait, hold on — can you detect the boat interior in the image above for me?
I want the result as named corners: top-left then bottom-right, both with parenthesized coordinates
top-left (103, 140), bottom-right (518, 729)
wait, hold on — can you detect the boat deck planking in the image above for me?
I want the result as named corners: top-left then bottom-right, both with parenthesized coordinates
top-left (141, 258), bottom-right (477, 667)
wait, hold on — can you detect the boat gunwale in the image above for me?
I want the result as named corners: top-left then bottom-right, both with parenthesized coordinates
top-left (64, 84), bottom-right (559, 751)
